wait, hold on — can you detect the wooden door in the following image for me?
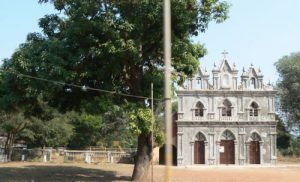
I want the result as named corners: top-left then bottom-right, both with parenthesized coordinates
top-left (220, 140), bottom-right (235, 164)
top-left (194, 141), bottom-right (205, 164)
top-left (250, 141), bottom-right (260, 164)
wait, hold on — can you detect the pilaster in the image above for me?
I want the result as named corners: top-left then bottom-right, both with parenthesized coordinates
top-left (190, 141), bottom-right (194, 165)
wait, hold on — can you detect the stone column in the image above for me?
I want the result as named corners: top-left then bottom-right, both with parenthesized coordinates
top-left (238, 130), bottom-right (246, 165)
top-left (204, 78), bottom-right (209, 89)
top-left (208, 133), bottom-right (215, 165)
top-left (232, 77), bottom-right (238, 90)
top-left (192, 109), bottom-right (195, 120)
top-left (208, 97), bottom-right (211, 114)
top-left (274, 134), bottom-right (277, 160)
top-left (231, 106), bottom-right (235, 118)
top-left (268, 97), bottom-right (273, 113)
top-left (240, 97), bottom-right (244, 112)
top-left (179, 97), bottom-right (183, 112)
top-left (190, 141), bottom-right (194, 165)
top-left (272, 97), bottom-right (275, 112)
top-left (212, 97), bottom-right (214, 112)
top-left (234, 140), bottom-right (238, 165)
top-left (270, 132), bottom-right (277, 164)
top-left (177, 132), bottom-right (183, 165)
top-left (216, 141), bottom-right (220, 165)
top-left (246, 108), bottom-right (249, 121)
top-left (204, 141), bottom-right (208, 165)
top-left (218, 107), bottom-right (221, 120)
top-left (245, 142), bottom-right (250, 164)
top-left (236, 97), bottom-right (240, 113)
top-left (213, 78), bottom-right (217, 89)
top-left (259, 141), bottom-right (263, 164)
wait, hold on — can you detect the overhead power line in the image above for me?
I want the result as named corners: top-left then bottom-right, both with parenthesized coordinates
top-left (0, 69), bottom-right (162, 101)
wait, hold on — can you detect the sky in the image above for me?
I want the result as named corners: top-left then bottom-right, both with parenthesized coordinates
top-left (0, 1), bottom-right (55, 60)
top-left (195, 0), bottom-right (300, 84)
top-left (1, 0), bottom-right (300, 84)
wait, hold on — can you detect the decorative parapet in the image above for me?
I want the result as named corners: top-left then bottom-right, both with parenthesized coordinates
top-left (182, 115), bottom-right (276, 122)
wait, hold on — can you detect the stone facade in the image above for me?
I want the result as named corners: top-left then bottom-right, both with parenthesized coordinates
top-left (176, 58), bottom-right (277, 166)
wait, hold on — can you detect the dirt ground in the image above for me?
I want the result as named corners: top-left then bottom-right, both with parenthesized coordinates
top-left (0, 162), bottom-right (300, 182)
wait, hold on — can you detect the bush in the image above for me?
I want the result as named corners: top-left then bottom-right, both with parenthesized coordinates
top-left (279, 148), bottom-right (293, 156)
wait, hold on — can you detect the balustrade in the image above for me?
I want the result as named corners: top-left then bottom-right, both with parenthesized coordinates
top-left (189, 115), bottom-right (273, 121)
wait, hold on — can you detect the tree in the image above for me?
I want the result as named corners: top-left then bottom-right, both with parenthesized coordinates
top-left (276, 115), bottom-right (292, 150)
top-left (275, 52), bottom-right (300, 132)
top-left (0, 112), bottom-right (29, 161)
top-left (0, 68), bottom-right (73, 152)
top-left (4, 0), bottom-right (229, 180)
top-left (0, 63), bottom-right (44, 160)
top-left (22, 111), bottom-right (74, 148)
top-left (291, 136), bottom-right (300, 157)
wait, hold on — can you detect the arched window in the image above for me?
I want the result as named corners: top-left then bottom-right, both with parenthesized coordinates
top-left (250, 77), bottom-right (256, 89)
top-left (196, 77), bottom-right (202, 89)
top-left (249, 102), bottom-right (259, 116)
top-left (195, 132), bottom-right (206, 141)
top-left (195, 102), bottom-right (204, 117)
top-left (222, 99), bottom-right (232, 116)
top-left (221, 130), bottom-right (235, 140)
top-left (251, 132), bottom-right (261, 141)
top-left (196, 77), bottom-right (202, 84)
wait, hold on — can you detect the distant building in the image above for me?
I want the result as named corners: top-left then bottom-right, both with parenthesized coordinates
top-left (176, 54), bottom-right (277, 165)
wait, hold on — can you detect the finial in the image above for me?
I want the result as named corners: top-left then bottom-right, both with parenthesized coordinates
top-left (221, 50), bottom-right (229, 59)
top-left (214, 62), bottom-right (217, 67)
top-left (242, 67), bottom-right (245, 72)
top-left (233, 62), bottom-right (236, 67)
top-left (250, 63), bottom-right (253, 68)
top-left (258, 67), bottom-right (261, 72)
top-left (205, 67), bottom-right (207, 72)
top-left (268, 80), bottom-right (271, 86)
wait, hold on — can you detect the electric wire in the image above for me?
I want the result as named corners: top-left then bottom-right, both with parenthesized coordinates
top-left (0, 69), bottom-right (163, 101)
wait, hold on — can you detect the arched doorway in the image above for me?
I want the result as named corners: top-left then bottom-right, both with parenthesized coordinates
top-left (194, 132), bottom-right (206, 164)
top-left (220, 130), bottom-right (235, 164)
top-left (250, 132), bottom-right (261, 164)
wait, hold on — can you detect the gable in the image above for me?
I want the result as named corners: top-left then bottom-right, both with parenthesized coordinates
top-left (249, 68), bottom-right (258, 78)
top-left (220, 59), bottom-right (233, 73)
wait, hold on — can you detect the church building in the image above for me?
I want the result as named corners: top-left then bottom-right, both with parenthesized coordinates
top-left (176, 54), bottom-right (277, 165)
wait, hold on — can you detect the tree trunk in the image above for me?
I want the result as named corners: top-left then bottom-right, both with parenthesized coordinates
top-left (7, 134), bottom-right (15, 161)
top-left (131, 133), bottom-right (152, 181)
top-left (4, 133), bottom-right (10, 157)
top-left (4, 133), bottom-right (14, 162)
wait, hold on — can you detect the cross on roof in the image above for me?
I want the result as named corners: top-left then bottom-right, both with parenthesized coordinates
top-left (221, 50), bottom-right (228, 59)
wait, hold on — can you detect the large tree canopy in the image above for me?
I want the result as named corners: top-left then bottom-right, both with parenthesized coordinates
top-left (1, 0), bottom-right (229, 180)
top-left (275, 52), bottom-right (300, 132)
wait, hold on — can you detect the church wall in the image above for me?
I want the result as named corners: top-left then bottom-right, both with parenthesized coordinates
top-left (178, 94), bottom-right (275, 122)
top-left (177, 124), bottom-right (276, 166)
top-left (176, 59), bottom-right (277, 166)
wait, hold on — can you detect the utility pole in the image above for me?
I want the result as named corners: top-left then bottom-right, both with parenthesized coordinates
top-left (151, 82), bottom-right (154, 182)
top-left (163, 0), bottom-right (172, 181)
